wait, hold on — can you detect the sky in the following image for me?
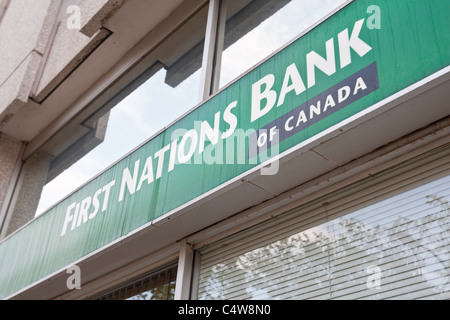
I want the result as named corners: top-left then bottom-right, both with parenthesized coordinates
top-left (36, 0), bottom-right (347, 216)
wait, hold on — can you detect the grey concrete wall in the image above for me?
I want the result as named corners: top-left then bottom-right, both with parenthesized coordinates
top-left (31, 5), bottom-right (112, 102)
top-left (0, 134), bottom-right (23, 226)
top-left (0, 0), bottom-right (127, 124)
top-left (0, 0), bottom-right (9, 22)
top-left (0, 0), bottom-right (125, 235)
top-left (0, 0), bottom-right (59, 128)
top-left (78, 0), bottom-right (127, 37)
top-left (1, 150), bottom-right (52, 238)
top-left (0, 0), bottom-right (56, 86)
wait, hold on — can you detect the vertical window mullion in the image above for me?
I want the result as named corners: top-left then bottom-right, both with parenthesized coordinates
top-left (199, 0), bottom-right (222, 100)
top-left (174, 239), bottom-right (194, 300)
top-left (211, 0), bottom-right (227, 95)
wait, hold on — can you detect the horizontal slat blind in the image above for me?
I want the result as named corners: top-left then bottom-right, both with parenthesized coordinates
top-left (96, 264), bottom-right (177, 300)
top-left (197, 146), bottom-right (450, 300)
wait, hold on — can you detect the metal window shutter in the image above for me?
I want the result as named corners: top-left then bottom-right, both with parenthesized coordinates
top-left (197, 145), bottom-right (450, 300)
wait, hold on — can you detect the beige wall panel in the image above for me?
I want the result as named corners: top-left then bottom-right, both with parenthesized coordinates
top-left (0, 52), bottom-right (41, 128)
top-left (77, 0), bottom-right (128, 37)
top-left (0, 0), bottom-right (57, 85)
top-left (0, 134), bottom-right (22, 214)
top-left (32, 24), bottom-right (110, 102)
top-left (2, 150), bottom-right (52, 237)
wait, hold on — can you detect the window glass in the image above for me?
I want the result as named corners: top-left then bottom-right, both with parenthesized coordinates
top-left (217, 0), bottom-right (347, 89)
top-left (198, 174), bottom-right (450, 300)
top-left (96, 265), bottom-right (177, 300)
top-left (36, 4), bottom-right (208, 215)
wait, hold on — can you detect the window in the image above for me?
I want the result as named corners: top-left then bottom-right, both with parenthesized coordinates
top-left (36, 3), bottom-right (209, 215)
top-left (95, 265), bottom-right (177, 300)
top-left (196, 146), bottom-right (450, 300)
top-left (215, 0), bottom-right (347, 90)
top-left (36, 0), bottom-right (350, 216)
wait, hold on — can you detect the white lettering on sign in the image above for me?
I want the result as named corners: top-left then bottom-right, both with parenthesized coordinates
top-left (59, 17), bottom-right (376, 237)
top-left (117, 101), bottom-right (238, 203)
top-left (251, 18), bottom-right (372, 123)
top-left (61, 180), bottom-right (115, 236)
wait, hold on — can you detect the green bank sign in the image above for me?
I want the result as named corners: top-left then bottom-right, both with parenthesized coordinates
top-left (1, 0), bottom-right (449, 298)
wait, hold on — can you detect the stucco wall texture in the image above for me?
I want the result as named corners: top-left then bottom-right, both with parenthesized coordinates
top-left (0, 0), bottom-right (126, 237)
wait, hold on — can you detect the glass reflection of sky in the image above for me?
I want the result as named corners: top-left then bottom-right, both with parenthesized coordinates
top-left (37, 0), bottom-right (344, 214)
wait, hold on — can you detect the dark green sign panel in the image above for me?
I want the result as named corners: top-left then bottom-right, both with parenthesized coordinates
top-left (1, 0), bottom-right (449, 298)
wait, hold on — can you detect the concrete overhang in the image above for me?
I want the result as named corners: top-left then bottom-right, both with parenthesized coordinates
top-left (8, 64), bottom-right (450, 300)
top-left (1, 0), bottom-right (205, 178)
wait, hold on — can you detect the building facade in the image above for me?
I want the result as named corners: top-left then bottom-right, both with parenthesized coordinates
top-left (0, 0), bottom-right (449, 300)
